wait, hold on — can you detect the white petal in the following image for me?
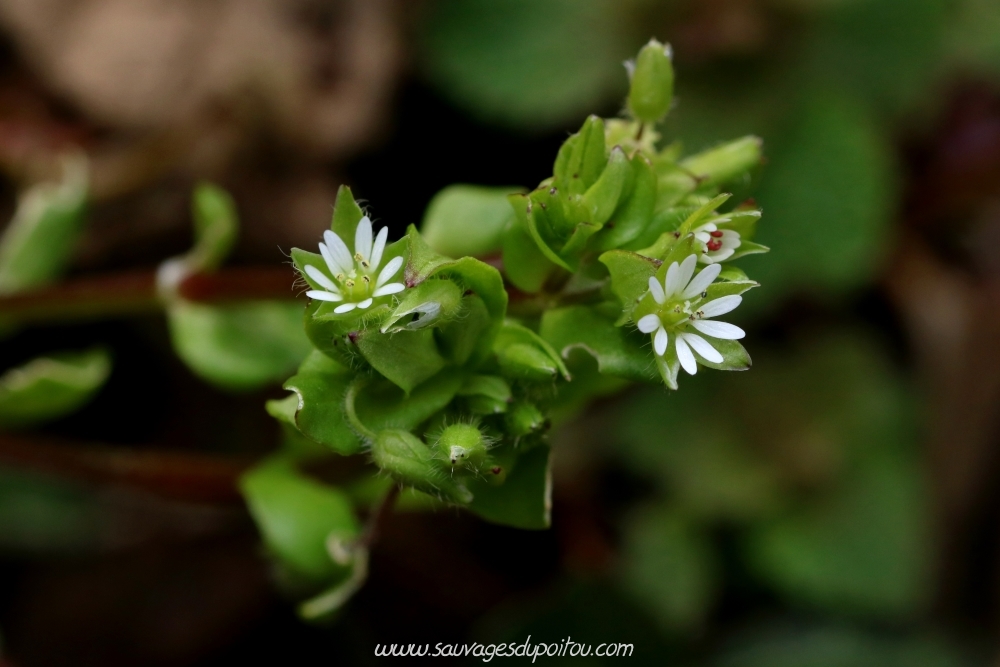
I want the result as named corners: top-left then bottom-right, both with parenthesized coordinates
top-left (637, 314), bottom-right (661, 333)
top-left (654, 327), bottom-right (668, 356)
top-left (334, 302), bottom-right (357, 314)
top-left (357, 298), bottom-right (373, 309)
top-left (677, 254), bottom-right (698, 294)
top-left (721, 230), bottom-right (741, 243)
top-left (355, 216), bottom-right (373, 262)
top-left (370, 226), bottom-right (388, 270)
top-left (372, 282), bottom-right (405, 297)
top-left (699, 294), bottom-right (742, 318)
top-left (681, 332), bottom-right (723, 363)
top-left (693, 222), bottom-right (717, 234)
top-left (694, 232), bottom-right (712, 243)
top-left (648, 276), bottom-right (665, 304)
top-left (664, 261), bottom-right (682, 297)
top-left (304, 265), bottom-right (340, 292)
top-left (306, 290), bottom-right (343, 302)
top-left (324, 230), bottom-right (354, 272)
top-left (675, 336), bottom-right (697, 375)
top-left (682, 263), bottom-right (722, 299)
top-left (319, 242), bottom-right (347, 276)
top-left (376, 256), bottom-right (404, 287)
top-left (691, 319), bottom-right (745, 340)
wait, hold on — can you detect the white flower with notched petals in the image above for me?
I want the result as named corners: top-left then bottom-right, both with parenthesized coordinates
top-left (636, 254), bottom-right (745, 375)
top-left (693, 220), bottom-right (740, 263)
top-left (303, 216), bottom-right (405, 313)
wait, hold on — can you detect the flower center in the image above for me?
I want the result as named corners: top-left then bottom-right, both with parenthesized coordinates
top-left (706, 230), bottom-right (724, 252)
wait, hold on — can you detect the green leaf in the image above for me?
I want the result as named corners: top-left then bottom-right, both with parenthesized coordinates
top-left (355, 369), bottom-right (464, 433)
top-left (279, 351), bottom-right (358, 454)
top-left (494, 320), bottom-right (570, 381)
top-left (599, 249), bottom-right (660, 314)
top-left (420, 0), bottom-right (630, 130)
top-left (0, 154), bottom-right (88, 294)
top-left (582, 145), bottom-right (631, 225)
top-left (620, 506), bottom-right (718, 631)
top-left (0, 348), bottom-right (111, 430)
top-left (557, 115), bottom-right (609, 195)
top-left (501, 194), bottom-right (557, 293)
top-left (466, 443), bottom-right (551, 529)
top-left (591, 153), bottom-right (656, 252)
top-left (189, 182), bottom-right (238, 272)
top-left (240, 457), bottom-right (359, 583)
top-left (678, 136), bottom-right (762, 189)
top-left (421, 184), bottom-right (522, 258)
top-left (353, 327), bottom-right (446, 394)
top-left (540, 305), bottom-right (657, 381)
top-left (167, 301), bottom-right (312, 391)
top-left (457, 374), bottom-right (512, 414)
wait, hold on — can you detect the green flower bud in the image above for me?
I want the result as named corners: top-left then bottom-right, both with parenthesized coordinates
top-left (679, 136), bottom-right (762, 189)
top-left (627, 39), bottom-right (674, 124)
top-left (371, 429), bottom-right (472, 503)
top-left (497, 343), bottom-right (559, 382)
top-left (380, 279), bottom-right (463, 333)
top-left (505, 400), bottom-right (547, 438)
top-left (436, 423), bottom-right (491, 470)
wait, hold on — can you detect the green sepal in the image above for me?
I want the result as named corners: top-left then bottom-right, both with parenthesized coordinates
top-left (582, 146), bottom-right (632, 226)
top-left (554, 115), bottom-right (607, 196)
top-left (370, 429), bottom-right (472, 503)
top-left (679, 136), bottom-right (762, 189)
top-left (591, 153), bottom-right (657, 252)
top-left (435, 293), bottom-right (491, 366)
top-left (621, 205), bottom-right (697, 252)
top-left (466, 444), bottom-right (552, 530)
top-left (656, 346), bottom-right (682, 391)
top-left (504, 400), bottom-right (547, 437)
top-left (0, 154), bottom-right (88, 295)
top-left (189, 182), bottom-right (238, 273)
top-left (599, 250), bottom-right (660, 318)
top-left (290, 248), bottom-right (329, 292)
top-left (167, 301), bottom-right (311, 391)
top-left (239, 456), bottom-right (358, 584)
top-left (704, 279), bottom-right (759, 300)
top-left (420, 184), bottom-right (522, 258)
top-left (524, 198), bottom-right (573, 271)
top-left (502, 194), bottom-right (557, 293)
top-left (693, 338), bottom-right (752, 372)
top-left (494, 321), bottom-right (571, 382)
top-left (353, 327), bottom-right (446, 394)
top-left (677, 193), bottom-right (732, 237)
top-left (540, 306), bottom-right (658, 382)
top-left (330, 185), bottom-right (366, 243)
top-left (729, 240), bottom-right (770, 261)
top-left (380, 279), bottom-right (463, 333)
top-left (0, 347), bottom-right (111, 430)
top-left (627, 39), bottom-right (674, 123)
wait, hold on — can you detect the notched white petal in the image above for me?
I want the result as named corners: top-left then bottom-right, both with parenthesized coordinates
top-left (324, 230), bottom-right (354, 271)
top-left (373, 282), bottom-right (405, 297)
top-left (376, 256), bottom-right (404, 287)
top-left (355, 216), bottom-right (373, 262)
top-left (648, 276), bottom-right (665, 304)
top-left (306, 290), bottom-right (343, 302)
top-left (682, 263), bottom-right (721, 299)
top-left (699, 295), bottom-right (742, 318)
top-left (357, 298), bottom-right (373, 309)
top-left (334, 302), bottom-right (357, 314)
top-left (637, 314), bottom-right (661, 333)
top-left (664, 261), bottom-right (681, 297)
top-left (304, 265), bottom-right (339, 292)
top-left (677, 254), bottom-right (698, 294)
top-left (654, 327), bottom-right (668, 356)
top-left (675, 336), bottom-right (697, 375)
top-left (691, 320), bottom-right (745, 340)
top-left (370, 226), bottom-right (389, 270)
top-left (681, 332), bottom-right (723, 363)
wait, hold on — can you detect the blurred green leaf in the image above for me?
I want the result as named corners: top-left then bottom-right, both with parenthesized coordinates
top-left (466, 443), bottom-right (551, 529)
top-left (0, 154), bottom-right (88, 294)
top-left (751, 92), bottom-right (893, 304)
top-left (240, 457), bottom-right (359, 584)
top-left (420, 0), bottom-right (633, 130)
top-left (714, 624), bottom-right (970, 667)
top-left (0, 469), bottom-right (101, 554)
top-left (0, 348), bottom-right (110, 430)
top-left (421, 185), bottom-right (521, 258)
top-left (620, 506), bottom-right (719, 632)
top-left (189, 182), bottom-right (238, 273)
top-left (168, 301), bottom-right (311, 391)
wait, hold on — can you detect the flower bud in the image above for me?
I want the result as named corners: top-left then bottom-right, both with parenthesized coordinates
top-left (436, 423), bottom-right (491, 470)
top-left (371, 429), bottom-right (472, 503)
top-left (380, 279), bottom-right (462, 333)
top-left (627, 39), bottom-right (674, 124)
top-left (497, 343), bottom-right (559, 382)
top-left (505, 400), bottom-right (547, 438)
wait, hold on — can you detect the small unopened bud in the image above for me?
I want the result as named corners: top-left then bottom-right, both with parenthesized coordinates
top-left (436, 423), bottom-right (490, 471)
top-left (497, 343), bottom-right (558, 382)
top-left (627, 39), bottom-right (674, 124)
top-left (505, 401), bottom-right (547, 438)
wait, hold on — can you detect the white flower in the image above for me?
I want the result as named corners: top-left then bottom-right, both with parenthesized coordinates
top-left (303, 216), bottom-right (405, 313)
top-left (636, 254), bottom-right (745, 375)
top-left (693, 220), bottom-right (740, 263)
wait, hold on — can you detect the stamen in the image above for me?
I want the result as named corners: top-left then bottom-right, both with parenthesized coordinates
top-left (707, 239), bottom-right (723, 251)
top-left (354, 252), bottom-right (364, 262)
top-left (345, 279), bottom-right (355, 288)
top-left (710, 230), bottom-right (724, 238)
top-left (362, 275), bottom-right (371, 284)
